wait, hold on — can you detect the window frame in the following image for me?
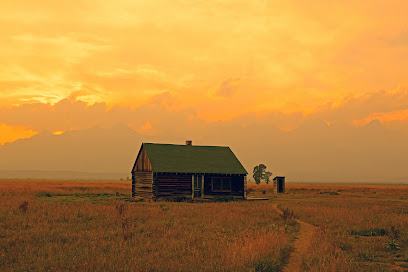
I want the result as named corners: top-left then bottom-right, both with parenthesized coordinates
top-left (211, 177), bottom-right (232, 192)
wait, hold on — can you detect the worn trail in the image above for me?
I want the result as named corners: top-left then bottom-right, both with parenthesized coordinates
top-left (272, 204), bottom-right (317, 272)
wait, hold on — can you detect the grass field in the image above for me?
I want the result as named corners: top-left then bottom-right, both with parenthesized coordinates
top-left (1, 180), bottom-right (407, 271)
top-left (0, 180), bottom-right (295, 271)
top-left (249, 183), bottom-right (408, 271)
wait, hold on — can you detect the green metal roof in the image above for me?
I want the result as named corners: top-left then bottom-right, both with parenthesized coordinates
top-left (142, 143), bottom-right (247, 175)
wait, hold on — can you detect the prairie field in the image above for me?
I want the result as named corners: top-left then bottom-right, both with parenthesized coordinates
top-left (248, 183), bottom-right (408, 271)
top-left (0, 180), bottom-right (295, 272)
top-left (1, 180), bottom-right (407, 271)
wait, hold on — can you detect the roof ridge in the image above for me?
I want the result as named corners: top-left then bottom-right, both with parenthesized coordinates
top-left (142, 142), bottom-right (230, 148)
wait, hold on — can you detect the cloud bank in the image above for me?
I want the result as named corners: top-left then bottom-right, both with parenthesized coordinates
top-left (1, 88), bottom-right (408, 182)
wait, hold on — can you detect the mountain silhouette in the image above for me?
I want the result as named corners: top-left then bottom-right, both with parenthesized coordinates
top-left (0, 124), bottom-right (141, 174)
top-left (0, 121), bottom-right (407, 183)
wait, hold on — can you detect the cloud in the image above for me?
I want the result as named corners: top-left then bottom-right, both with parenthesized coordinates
top-left (0, 92), bottom-right (197, 137)
top-left (2, 86), bottom-right (408, 137)
top-left (2, 103), bottom-right (408, 182)
top-left (68, 90), bottom-right (100, 102)
top-left (2, 0), bottom-right (408, 119)
top-left (311, 86), bottom-right (408, 125)
top-left (0, 124), bottom-right (37, 145)
top-left (1, 88), bottom-right (408, 181)
top-left (213, 78), bottom-right (240, 98)
top-left (1, 0), bottom-right (408, 181)
top-left (147, 91), bottom-right (177, 109)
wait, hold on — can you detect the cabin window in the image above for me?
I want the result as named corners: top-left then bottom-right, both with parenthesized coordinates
top-left (211, 177), bottom-right (231, 192)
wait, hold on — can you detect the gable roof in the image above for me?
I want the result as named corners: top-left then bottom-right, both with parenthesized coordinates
top-left (140, 143), bottom-right (247, 175)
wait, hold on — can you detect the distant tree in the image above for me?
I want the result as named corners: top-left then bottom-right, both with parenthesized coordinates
top-left (120, 178), bottom-right (123, 181)
top-left (253, 164), bottom-right (273, 185)
top-left (253, 164), bottom-right (266, 185)
top-left (265, 171), bottom-right (272, 184)
top-left (126, 177), bottom-right (130, 181)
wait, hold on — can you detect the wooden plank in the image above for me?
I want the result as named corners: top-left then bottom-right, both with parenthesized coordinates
top-left (155, 173), bottom-right (192, 199)
top-left (133, 171), bottom-right (153, 199)
top-left (133, 148), bottom-right (153, 172)
top-left (244, 176), bottom-right (247, 199)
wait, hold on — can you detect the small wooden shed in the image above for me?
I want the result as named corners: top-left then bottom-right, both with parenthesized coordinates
top-left (131, 141), bottom-right (248, 200)
top-left (273, 176), bottom-right (285, 193)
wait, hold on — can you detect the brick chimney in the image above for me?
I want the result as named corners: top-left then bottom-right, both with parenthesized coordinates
top-left (186, 140), bottom-right (192, 146)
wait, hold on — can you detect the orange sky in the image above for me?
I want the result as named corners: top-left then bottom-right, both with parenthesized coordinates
top-left (1, 0), bottom-right (408, 144)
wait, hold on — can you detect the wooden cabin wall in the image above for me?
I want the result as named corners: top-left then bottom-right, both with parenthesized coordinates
top-left (133, 148), bottom-right (152, 172)
top-left (154, 173), bottom-right (192, 199)
top-left (133, 171), bottom-right (153, 200)
top-left (203, 175), bottom-right (245, 198)
top-left (244, 176), bottom-right (247, 199)
top-left (132, 175), bottom-right (135, 197)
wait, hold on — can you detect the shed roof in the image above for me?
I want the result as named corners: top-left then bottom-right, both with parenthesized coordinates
top-left (273, 176), bottom-right (285, 180)
top-left (141, 143), bottom-right (247, 175)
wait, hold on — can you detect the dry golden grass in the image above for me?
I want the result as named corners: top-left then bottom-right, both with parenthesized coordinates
top-left (3, 180), bottom-right (407, 271)
top-left (0, 180), bottom-right (295, 271)
top-left (260, 183), bottom-right (408, 272)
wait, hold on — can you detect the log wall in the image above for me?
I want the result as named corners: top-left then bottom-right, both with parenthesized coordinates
top-left (155, 173), bottom-right (192, 199)
top-left (244, 176), bottom-right (247, 199)
top-left (133, 171), bottom-right (246, 200)
top-left (133, 148), bottom-right (152, 172)
top-left (133, 171), bottom-right (153, 200)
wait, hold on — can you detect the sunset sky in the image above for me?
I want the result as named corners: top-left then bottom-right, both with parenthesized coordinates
top-left (1, 1), bottom-right (408, 180)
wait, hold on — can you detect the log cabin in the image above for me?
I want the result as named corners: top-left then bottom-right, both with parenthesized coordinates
top-left (131, 141), bottom-right (248, 200)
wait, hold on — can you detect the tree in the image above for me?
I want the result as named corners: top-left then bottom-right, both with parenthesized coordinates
top-left (253, 164), bottom-right (266, 185)
top-left (253, 164), bottom-right (273, 185)
top-left (265, 171), bottom-right (272, 184)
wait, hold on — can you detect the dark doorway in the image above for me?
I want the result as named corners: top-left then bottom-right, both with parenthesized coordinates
top-left (278, 179), bottom-right (285, 193)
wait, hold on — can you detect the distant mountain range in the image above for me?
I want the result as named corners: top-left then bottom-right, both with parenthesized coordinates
top-left (0, 123), bottom-right (140, 179)
top-left (0, 123), bottom-right (190, 181)
top-left (0, 170), bottom-right (128, 181)
top-left (0, 121), bottom-right (407, 183)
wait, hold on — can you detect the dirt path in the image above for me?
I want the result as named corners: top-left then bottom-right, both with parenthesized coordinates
top-left (272, 204), bottom-right (317, 272)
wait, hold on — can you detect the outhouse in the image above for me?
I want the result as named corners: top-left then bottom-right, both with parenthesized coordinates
top-left (273, 176), bottom-right (285, 193)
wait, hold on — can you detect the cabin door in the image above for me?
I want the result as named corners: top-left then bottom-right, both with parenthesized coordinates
top-left (192, 174), bottom-right (203, 198)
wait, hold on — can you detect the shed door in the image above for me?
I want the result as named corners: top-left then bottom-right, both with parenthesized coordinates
top-left (192, 174), bottom-right (203, 198)
top-left (278, 179), bottom-right (284, 193)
